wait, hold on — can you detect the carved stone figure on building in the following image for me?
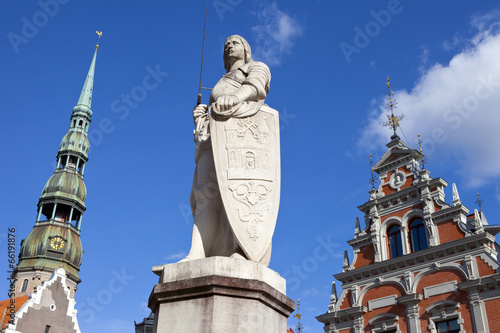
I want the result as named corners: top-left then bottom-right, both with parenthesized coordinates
top-left (425, 217), bottom-right (435, 238)
top-left (183, 35), bottom-right (280, 266)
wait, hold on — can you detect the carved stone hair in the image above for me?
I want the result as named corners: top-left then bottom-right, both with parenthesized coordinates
top-left (223, 35), bottom-right (253, 73)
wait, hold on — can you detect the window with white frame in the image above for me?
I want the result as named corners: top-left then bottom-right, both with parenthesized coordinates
top-left (387, 225), bottom-right (403, 258)
top-left (426, 300), bottom-right (464, 333)
top-left (409, 218), bottom-right (427, 252)
top-left (368, 313), bottom-right (401, 333)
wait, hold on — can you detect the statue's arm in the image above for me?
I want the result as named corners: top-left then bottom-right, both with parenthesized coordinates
top-left (193, 104), bottom-right (209, 143)
top-left (239, 61), bottom-right (271, 100)
top-left (213, 62), bottom-right (271, 115)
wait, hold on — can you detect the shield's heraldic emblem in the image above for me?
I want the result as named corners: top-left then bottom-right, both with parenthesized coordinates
top-left (210, 105), bottom-right (280, 262)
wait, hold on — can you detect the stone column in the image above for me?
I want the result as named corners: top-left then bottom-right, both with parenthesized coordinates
top-left (398, 293), bottom-right (422, 333)
top-left (149, 257), bottom-right (294, 333)
top-left (468, 289), bottom-right (489, 333)
top-left (353, 316), bottom-right (363, 333)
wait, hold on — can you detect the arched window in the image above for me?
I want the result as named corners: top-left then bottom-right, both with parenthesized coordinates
top-left (21, 279), bottom-right (28, 292)
top-left (388, 225), bottom-right (403, 258)
top-left (409, 218), bottom-right (427, 252)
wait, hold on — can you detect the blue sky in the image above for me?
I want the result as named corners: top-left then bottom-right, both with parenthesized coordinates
top-left (2, 1), bottom-right (500, 332)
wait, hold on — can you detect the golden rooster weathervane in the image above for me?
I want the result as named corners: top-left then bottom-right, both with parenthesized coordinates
top-left (96, 31), bottom-right (103, 48)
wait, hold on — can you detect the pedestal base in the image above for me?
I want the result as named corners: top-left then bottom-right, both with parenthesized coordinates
top-left (148, 257), bottom-right (295, 333)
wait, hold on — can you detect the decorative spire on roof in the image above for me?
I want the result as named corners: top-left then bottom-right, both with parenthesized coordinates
top-left (452, 183), bottom-right (461, 206)
top-left (382, 77), bottom-right (405, 136)
top-left (328, 282), bottom-right (337, 312)
top-left (74, 31), bottom-right (102, 114)
top-left (354, 217), bottom-right (361, 235)
top-left (417, 134), bottom-right (428, 170)
top-left (342, 250), bottom-right (350, 272)
top-left (368, 153), bottom-right (377, 189)
top-left (473, 209), bottom-right (484, 233)
top-left (475, 192), bottom-right (484, 212)
top-left (293, 299), bottom-right (304, 333)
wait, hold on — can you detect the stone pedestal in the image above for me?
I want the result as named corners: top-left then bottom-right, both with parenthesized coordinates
top-left (148, 257), bottom-right (295, 333)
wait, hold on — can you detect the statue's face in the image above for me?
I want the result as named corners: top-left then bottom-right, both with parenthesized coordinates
top-left (224, 37), bottom-right (245, 62)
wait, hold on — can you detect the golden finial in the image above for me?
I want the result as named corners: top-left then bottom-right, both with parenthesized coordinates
top-left (382, 76), bottom-right (405, 136)
top-left (96, 31), bottom-right (103, 48)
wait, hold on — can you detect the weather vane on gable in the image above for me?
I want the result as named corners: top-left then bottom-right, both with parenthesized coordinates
top-left (382, 77), bottom-right (404, 135)
top-left (417, 134), bottom-right (428, 170)
top-left (476, 192), bottom-right (484, 212)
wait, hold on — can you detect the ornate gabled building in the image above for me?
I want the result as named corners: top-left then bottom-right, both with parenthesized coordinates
top-left (317, 81), bottom-right (500, 333)
top-left (5, 269), bottom-right (81, 333)
top-left (10, 44), bottom-right (99, 300)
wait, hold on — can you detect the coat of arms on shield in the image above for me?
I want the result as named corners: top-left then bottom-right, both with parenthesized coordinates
top-left (210, 105), bottom-right (280, 262)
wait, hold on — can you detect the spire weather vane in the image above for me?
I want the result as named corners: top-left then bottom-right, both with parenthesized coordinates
top-left (417, 134), bottom-right (428, 170)
top-left (369, 154), bottom-right (377, 189)
top-left (476, 192), bottom-right (484, 212)
top-left (96, 31), bottom-right (103, 48)
top-left (382, 77), bottom-right (404, 135)
top-left (293, 299), bottom-right (304, 333)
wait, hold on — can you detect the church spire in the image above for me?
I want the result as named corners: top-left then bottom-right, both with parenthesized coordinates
top-left (12, 39), bottom-right (101, 298)
top-left (75, 47), bottom-right (97, 112)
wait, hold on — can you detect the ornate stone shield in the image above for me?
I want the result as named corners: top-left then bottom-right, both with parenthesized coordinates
top-left (210, 105), bottom-right (280, 262)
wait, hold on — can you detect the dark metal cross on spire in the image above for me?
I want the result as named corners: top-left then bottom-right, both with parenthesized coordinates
top-left (382, 77), bottom-right (404, 135)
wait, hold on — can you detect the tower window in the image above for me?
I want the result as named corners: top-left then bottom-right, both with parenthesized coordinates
top-left (68, 156), bottom-right (77, 169)
top-left (41, 203), bottom-right (55, 221)
top-left (78, 120), bottom-right (83, 127)
top-left (21, 279), bottom-right (28, 292)
top-left (59, 156), bottom-right (67, 169)
top-left (409, 218), bottom-right (427, 252)
top-left (387, 225), bottom-right (403, 258)
top-left (54, 203), bottom-right (71, 222)
top-left (45, 325), bottom-right (51, 333)
top-left (77, 160), bottom-right (84, 174)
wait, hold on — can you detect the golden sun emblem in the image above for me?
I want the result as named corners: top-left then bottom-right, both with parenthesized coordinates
top-left (50, 236), bottom-right (65, 251)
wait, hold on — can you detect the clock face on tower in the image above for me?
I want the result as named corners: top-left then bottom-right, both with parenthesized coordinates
top-left (49, 236), bottom-right (65, 251)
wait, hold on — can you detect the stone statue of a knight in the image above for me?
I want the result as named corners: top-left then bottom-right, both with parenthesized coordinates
top-left (182, 35), bottom-right (280, 266)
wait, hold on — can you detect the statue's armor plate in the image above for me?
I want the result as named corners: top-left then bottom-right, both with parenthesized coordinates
top-left (210, 105), bottom-right (280, 261)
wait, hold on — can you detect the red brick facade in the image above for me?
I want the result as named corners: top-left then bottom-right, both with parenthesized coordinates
top-left (317, 135), bottom-right (500, 333)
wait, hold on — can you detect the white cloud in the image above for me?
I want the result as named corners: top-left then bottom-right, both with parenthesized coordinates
top-left (359, 22), bottom-right (500, 187)
top-left (165, 251), bottom-right (187, 261)
top-left (471, 10), bottom-right (500, 31)
top-left (251, 2), bottom-right (303, 66)
top-left (418, 45), bottom-right (430, 74)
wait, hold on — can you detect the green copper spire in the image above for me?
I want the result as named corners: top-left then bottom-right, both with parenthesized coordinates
top-left (73, 46), bottom-right (98, 115)
top-left (12, 40), bottom-right (101, 298)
